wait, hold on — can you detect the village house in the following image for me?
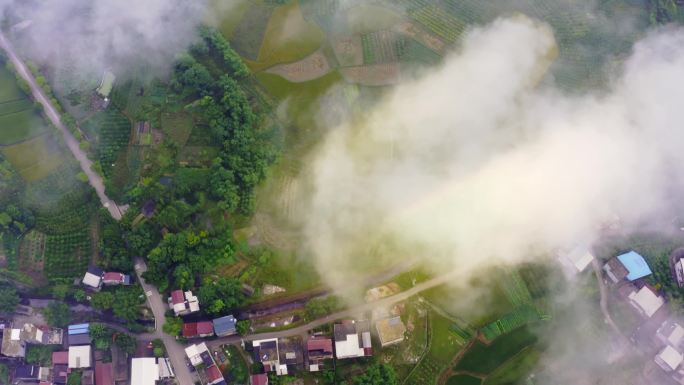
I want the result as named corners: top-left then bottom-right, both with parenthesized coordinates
top-left (102, 272), bottom-right (131, 286)
top-left (251, 373), bottom-right (269, 385)
top-left (557, 247), bottom-right (595, 277)
top-left (168, 290), bottom-right (200, 316)
top-left (213, 315), bottom-right (237, 337)
top-left (334, 320), bottom-right (372, 359)
top-left (95, 361), bottom-right (114, 385)
top-left (628, 285), bottom-right (665, 318)
top-left (182, 321), bottom-right (214, 338)
top-left (1, 322), bottom-right (63, 358)
top-left (68, 323), bottom-right (92, 346)
top-left (82, 266), bottom-right (104, 290)
top-left (131, 357), bottom-right (158, 385)
top-left (306, 337), bottom-right (333, 371)
top-left (253, 338), bottom-right (286, 375)
top-left (375, 316), bottom-right (407, 347)
top-left (184, 343), bottom-right (226, 384)
top-left (69, 345), bottom-right (92, 369)
top-left (603, 251), bottom-right (652, 284)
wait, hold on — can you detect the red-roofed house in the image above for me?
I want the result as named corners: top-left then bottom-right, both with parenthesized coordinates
top-left (95, 361), bottom-right (114, 385)
top-left (206, 365), bottom-right (224, 384)
top-left (251, 373), bottom-right (269, 385)
top-left (168, 290), bottom-right (199, 316)
top-left (52, 351), bottom-right (69, 365)
top-left (102, 272), bottom-right (130, 286)
top-left (306, 337), bottom-right (333, 371)
top-left (182, 321), bottom-right (214, 338)
top-left (182, 323), bottom-right (197, 338)
top-left (197, 321), bottom-right (213, 337)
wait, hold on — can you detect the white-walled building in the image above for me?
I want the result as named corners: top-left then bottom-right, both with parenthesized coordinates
top-left (131, 357), bottom-right (159, 385)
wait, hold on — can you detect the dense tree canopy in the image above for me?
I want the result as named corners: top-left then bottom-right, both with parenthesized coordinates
top-left (44, 302), bottom-right (71, 327)
top-left (0, 287), bottom-right (19, 314)
top-left (352, 364), bottom-right (399, 385)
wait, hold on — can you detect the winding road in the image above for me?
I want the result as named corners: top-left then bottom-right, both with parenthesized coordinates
top-left (134, 258), bottom-right (197, 385)
top-left (0, 31), bottom-right (122, 220)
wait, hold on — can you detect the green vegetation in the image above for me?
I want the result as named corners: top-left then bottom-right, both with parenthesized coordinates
top-left (304, 296), bottom-right (341, 320)
top-left (353, 363), bottom-right (399, 385)
top-left (456, 327), bottom-right (538, 375)
top-left (483, 347), bottom-right (540, 385)
top-left (0, 363), bottom-right (8, 385)
top-left (0, 286), bottom-right (19, 313)
top-left (26, 344), bottom-right (58, 366)
top-left (163, 316), bottom-right (183, 336)
top-left (43, 302), bottom-right (72, 327)
top-left (447, 374), bottom-right (482, 385)
top-left (0, 60), bottom-right (47, 145)
top-left (226, 344), bottom-right (249, 384)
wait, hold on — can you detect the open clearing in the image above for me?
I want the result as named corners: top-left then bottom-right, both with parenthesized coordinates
top-left (265, 50), bottom-right (332, 82)
top-left (0, 61), bottom-right (47, 145)
top-left (0, 133), bottom-right (65, 181)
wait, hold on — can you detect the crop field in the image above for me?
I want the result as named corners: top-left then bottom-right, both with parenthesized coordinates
top-left (265, 50), bottom-right (332, 82)
top-left (255, 0), bottom-right (326, 72)
top-left (446, 374), bottom-right (482, 385)
top-left (340, 62), bottom-right (401, 86)
top-left (0, 134), bottom-right (65, 181)
top-left (406, 2), bottom-right (466, 43)
top-left (230, 3), bottom-right (273, 61)
top-left (361, 30), bottom-right (402, 64)
top-left (44, 229), bottom-right (90, 279)
top-left (160, 111), bottom-right (193, 147)
top-left (455, 326), bottom-right (538, 375)
top-left (81, 109), bottom-right (131, 179)
top-left (483, 347), bottom-right (540, 385)
top-left (0, 63), bottom-right (47, 145)
top-left (404, 311), bottom-right (467, 385)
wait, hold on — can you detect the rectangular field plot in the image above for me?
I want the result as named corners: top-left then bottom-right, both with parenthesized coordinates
top-left (0, 108), bottom-right (48, 145)
top-left (455, 326), bottom-right (538, 375)
top-left (44, 230), bottom-right (90, 279)
top-left (0, 134), bottom-right (65, 181)
top-left (161, 111), bottom-right (193, 146)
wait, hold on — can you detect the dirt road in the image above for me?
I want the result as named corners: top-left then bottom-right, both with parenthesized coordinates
top-left (134, 258), bottom-right (197, 385)
top-left (208, 269), bottom-right (458, 349)
top-left (0, 31), bottom-right (122, 220)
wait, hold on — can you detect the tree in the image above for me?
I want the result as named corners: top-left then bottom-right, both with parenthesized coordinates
top-left (236, 320), bottom-right (250, 336)
top-left (163, 316), bottom-right (183, 336)
top-left (198, 277), bottom-right (245, 316)
top-left (111, 287), bottom-right (144, 321)
top-left (91, 324), bottom-right (113, 350)
top-left (91, 291), bottom-right (114, 310)
top-left (352, 364), bottom-right (398, 385)
top-left (0, 363), bottom-right (8, 385)
top-left (43, 302), bottom-right (71, 327)
top-left (67, 371), bottom-right (81, 385)
top-left (0, 287), bottom-right (19, 314)
top-left (304, 296), bottom-right (340, 321)
top-left (52, 284), bottom-right (70, 301)
top-left (25, 345), bottom-right (54, 365)
top-left (114, 333), bottom-right (136, 354)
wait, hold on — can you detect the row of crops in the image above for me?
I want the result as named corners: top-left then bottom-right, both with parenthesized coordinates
top-left (0, 99), bottom-right (33, 116)
top-left (44, 230), bottom-right (90, 279)
top-left (362, 30), bottom-right (403, 64)
top-left (481, 305), bottom-right (542, 341)
top-left (81, 109), bottom-right (132, 179)
top-left (501, 269), bottom-right (534, 307)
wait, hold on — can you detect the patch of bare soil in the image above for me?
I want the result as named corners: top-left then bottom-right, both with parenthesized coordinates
top-left (340, 62), bottom-right (401, 86)
top-left (265, 50), bottom-right (332, 82)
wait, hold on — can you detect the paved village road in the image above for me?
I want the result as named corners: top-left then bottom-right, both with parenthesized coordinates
top-left (0, 31), bottom-right (122, 220)
top-left (134, 258), bottom-right (196, 385)
top-left (207, 270), bottom-right (460, 349)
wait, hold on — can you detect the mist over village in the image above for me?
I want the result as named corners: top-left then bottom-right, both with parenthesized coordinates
top-left (1, 1), bottom-right (684, 385)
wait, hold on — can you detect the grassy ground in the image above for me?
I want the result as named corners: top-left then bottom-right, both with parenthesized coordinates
top-left (446, 374), bottom-right (482, 385)
top-left (0, 62), bottom-right (47, 145)
top-left (455, 326), bottom-right (538, 375)
top-left (252, 0), bottom-right (326, 72)
top-left (0, 133), bottom-right (66, 181)
top-left (209, 0), bottom-right (253, 39)
top-left (483, 347), bottom-right (540, 385)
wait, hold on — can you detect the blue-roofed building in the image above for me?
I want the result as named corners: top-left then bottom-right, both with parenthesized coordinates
top-left (68, 323), bottom-right (90, 335)
top-left (212, 315), bottom-right (237, 337)
top-left (604, 251), bottom-right (652, 283)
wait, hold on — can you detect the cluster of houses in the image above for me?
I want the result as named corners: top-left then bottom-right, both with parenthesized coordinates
top-left (185, 342), bottom-right (226, 385)
top-left (82, 266), bottom-right (131, 290)
top-left (0, 320), bottom-right (175, 385)
top-left (600, 250), bottom-right (684, 384)
top-left (242, 317), bottom-right (405, 384)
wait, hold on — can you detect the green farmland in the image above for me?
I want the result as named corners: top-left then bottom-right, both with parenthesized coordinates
top-left (0, 61), bottom-right (47, 146)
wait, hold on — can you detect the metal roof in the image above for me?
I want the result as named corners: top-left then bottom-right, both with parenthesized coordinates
top-left (617, 251), bottom-right (652, 281)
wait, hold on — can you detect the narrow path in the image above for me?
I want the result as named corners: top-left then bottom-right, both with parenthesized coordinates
top-left (208, 270), bottom-right (459, 349)
top-left (592, 259), bottom-right (629, 346)
top-left (134, 257), bottom-right (196, 385)
top-left (0, 31), bottom-right (122, 220)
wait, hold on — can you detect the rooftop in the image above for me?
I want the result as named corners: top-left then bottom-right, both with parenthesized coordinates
top-left (52, 351), bottom-right (69, 365)
top-left (213, 315), bottom-right (237, 336)
top-left (95, 362), bottom-right (114, 385)
top-left (628, 286), bottom-right (665, 318)
top-left (617, 251), bottom-right (652, 281)
top-left (131, 357), bottom-right (159, 385)
top-left (376, 316), bottom-right (407, 347)
top-left (68, 345), bottom-right (92, 368)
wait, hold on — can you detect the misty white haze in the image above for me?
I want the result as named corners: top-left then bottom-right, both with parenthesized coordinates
top-left (0, 0), bottom-right (208, 86)
top-left (288, 16), bottom-right (684, 383)
top-left (297, 16), bottom-right (684, 289)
